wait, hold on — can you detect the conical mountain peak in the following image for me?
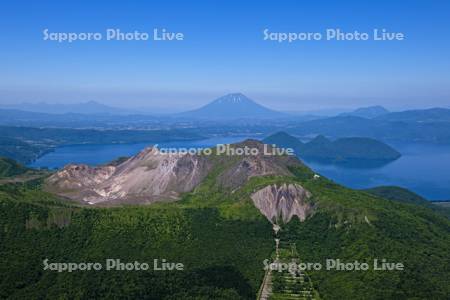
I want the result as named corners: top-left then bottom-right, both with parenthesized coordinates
top-left (179, 93), bottom-right (286, 119)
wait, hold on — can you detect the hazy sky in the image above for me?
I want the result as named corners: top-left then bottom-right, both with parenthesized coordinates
top-left (1, 0), bottom-right (450, 111)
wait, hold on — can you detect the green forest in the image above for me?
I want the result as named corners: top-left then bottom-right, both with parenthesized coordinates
top-left (0, 159), bottom-right (449, 299)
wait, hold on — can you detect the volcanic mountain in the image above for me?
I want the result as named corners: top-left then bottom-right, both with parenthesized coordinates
top-left (5, 139), bottom-right (450, 299)
top-left (46, 147), bottom-right (211, 205)
top-left (178, 93), bottom-right (286, 119)
top-left (47, 140), bottom-right (306, 205)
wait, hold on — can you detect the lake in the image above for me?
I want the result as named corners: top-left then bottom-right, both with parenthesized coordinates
top-left (304, 142), bottom-right (450, 200)
top-left (30, 138), bottom-right (450, 200)
top-left (29, 136), bottom-right (254, 168)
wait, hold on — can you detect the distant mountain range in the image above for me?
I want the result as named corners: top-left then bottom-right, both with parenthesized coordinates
top-left (288, 112), bottom-right (450, 143)
top-left (2, 94), bottom-right (450, 143)
top-left (263, 131), bottom-right (401, 162)
top-left (0, 126), bottom-right (204, 164)
top-left (177, 93), bottom-right (287, 119)
top-left (2, 95), bottom-right (449, 123)
top-left (340, 105), bottom-right (390, 118)
top-left (0, 101), bottom-right (135, 115)
top-left (375, 107), bottom-right (450, 122)
top-left (0, 94), bottom-right (287, 119)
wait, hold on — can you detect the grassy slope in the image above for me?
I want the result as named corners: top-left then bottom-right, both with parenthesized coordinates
top-left (0, 157), bottom-right (29, 178)
top-left (365, 186), bottom-right (429, 205)
top-left (365, 186), bottom-right (450, 218)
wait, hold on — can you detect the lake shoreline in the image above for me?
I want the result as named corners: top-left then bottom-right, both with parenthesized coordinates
top-left (29, 139), bottom-right (450, 200)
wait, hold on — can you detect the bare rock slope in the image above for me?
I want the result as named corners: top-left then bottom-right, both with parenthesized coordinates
top-left (46, 147), bottom-right (211, 204)
top-left (46, 140), bottom-right (313, 214)
top-left (251, 183), bottom-right (315, 223)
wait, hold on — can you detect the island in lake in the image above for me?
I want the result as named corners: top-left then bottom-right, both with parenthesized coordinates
top-left (263, 131), bottom-right (401, 164)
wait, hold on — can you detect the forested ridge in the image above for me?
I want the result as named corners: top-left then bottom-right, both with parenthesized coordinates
top-left (0, 160), bottom-right (449, 299)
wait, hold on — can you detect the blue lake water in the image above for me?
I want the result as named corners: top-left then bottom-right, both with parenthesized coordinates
top-left (304, 142), bottom-right (450, 200)
top-left (30, 138), bottom-right (450, 200)
top-left (29, 136), bottom-right (253, 169)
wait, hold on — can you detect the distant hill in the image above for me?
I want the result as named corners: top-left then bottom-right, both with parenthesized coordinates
top-left (0, 157), bottom-right (28, 177)
top-left (0, 137), bottom-right (48, 165)
top-left (289, 115), bottom-right (450, 143)
top-left (364, 186), bottom-right (429, 206)
top-left (263, 131), bottom-right (304, 151)
top-left (365, 186), bottom-right (450, 218)
top-left (340, 106), bottom-right (389, 118)
top-left (375, 107), bottom-right (450, 122)
top-left (263, 131), bottom-right (401, 162)
top-left (178, 93), bottom-right (286, 119)
top-left (285, 108), bottom-right (350, 117)
top-left (0, 108), bottom-right (164, 127)
top-left (0, 108), bottom-right (115, 127)
top-left (0, 101), bottom-right (132, 115)
top-left (0, 126), bottom-right (204, 164)
top-left (291, 115), bottom-right (377, 137)
top-left (329, 137), bottom-right (401, 160)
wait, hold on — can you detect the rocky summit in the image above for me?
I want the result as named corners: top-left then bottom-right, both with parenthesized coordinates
top-left (46, 140), bottom-right (307, 208)
top-left (46, 146), bottom-right (211, 205)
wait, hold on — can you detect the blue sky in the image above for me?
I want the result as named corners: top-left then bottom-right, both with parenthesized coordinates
top-left (1, 0), bottom-right (449, 111)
